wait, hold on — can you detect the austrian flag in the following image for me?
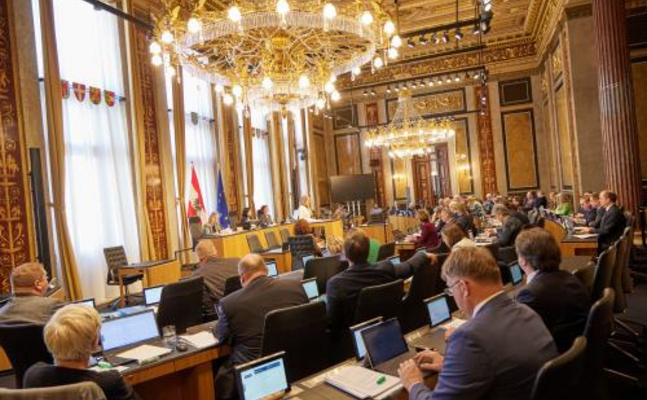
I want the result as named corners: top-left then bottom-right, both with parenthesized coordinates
top-left (187, 165), bottom-right (207, 223)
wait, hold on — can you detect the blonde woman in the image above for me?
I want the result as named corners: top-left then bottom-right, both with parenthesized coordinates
top-left (296, 195), bottom-right (313, 220)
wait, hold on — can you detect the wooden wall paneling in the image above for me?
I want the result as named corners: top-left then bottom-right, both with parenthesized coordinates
top-left (412, 155), bottom-right (435, 205)
top-left (313, 133), bottom-right (330, 206)
top-left (435, 143), bottom-right (452, 198)
top-left (391, 157), bottom-right (408, 201)
top-left (334, 132), bottom-right (362, 175)
top-left (454, 118), bottom-right (474, 195)
top-left (632, 60), bottom-right (647, 179)
top-left (499, 78), bottom-right (533, 106)
top-left (501, 109), bottom-right (540, 191)
top-left (365, 102), bottom-right (386, 207)
top-left (222, 107), bottom-right (240, 214)
top-left (555, 85), bottom-right (574, 189)
top-left (332, 105), bottom-right (357, 130)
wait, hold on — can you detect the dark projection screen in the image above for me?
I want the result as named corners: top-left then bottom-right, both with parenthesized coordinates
top-left (330, 174), bottom-right (376, 202)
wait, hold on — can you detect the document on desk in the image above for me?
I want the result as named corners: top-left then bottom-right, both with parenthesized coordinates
top-left (117, 344), bottom-right (171, 361)
top-left (89, 365), bottom-right (129, 373)
top-left (573, 234), bottom-right (598, 239)
top-left (179, 331), bottom-right (218, 349)
top-left (324, 366), bottom-right (400, 399)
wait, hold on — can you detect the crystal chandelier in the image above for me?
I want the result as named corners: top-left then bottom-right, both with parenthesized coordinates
top-left (149, 0), bottom-right (399, 117)
top-left (365, 90), bottom-right (456, 159)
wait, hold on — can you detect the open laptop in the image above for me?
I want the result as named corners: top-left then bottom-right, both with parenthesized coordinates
top-left (301, 278), bottom-right (326, 303)
top-left (235, 352), bottom-right (290, 400)
top-left (410, 294), bottom-right (466, 354)
top-left (99, 309), bottom-right (161, 366)
top-left (361, 318), bottom-right (418, 377)
top-left (266, 260), bottom-right (279, 277)
top-left (349, 317), bottom-right (383, 361)
top-left (505, 263), bottom-right (526, 297)
top-left (388, 255), bottom-right (401, 265)
top-left (72, 298), bottom-right (96, 309)
top-left (301, 254), bottom-right (315, 268)
top-left (144, 285), bottom-right (164, 307)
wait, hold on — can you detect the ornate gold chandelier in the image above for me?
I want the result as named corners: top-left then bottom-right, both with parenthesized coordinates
top-left (365, 90), bottom-right (456, 158)
top-left (149, 0), bottom-right (400, 116)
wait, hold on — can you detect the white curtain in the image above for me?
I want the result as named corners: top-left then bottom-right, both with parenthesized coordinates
top-left (52, 0), bottom-right (140, 302)
top-left (250, 114), bottom-right (275, 215)
top-left (183, 72), bottom-right (218, 213)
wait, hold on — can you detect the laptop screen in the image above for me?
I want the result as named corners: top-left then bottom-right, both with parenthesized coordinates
top-left (425, 294), bottom-right (452, 327)
top-left (388, 255), bottom-right (401, 265)
top-left (266, 261), bottom-right (278, 277)
top-left (100, 310), bottom-right (159, 353)
top-left (361, 318), bottom-right (408, 366)
top-left (73, 298), bottom-right (96, 309)
top-left (510, 263), bottom-right (523, 285)
top-left (349, 317), bottom-right (383, 360)
top-left (144, 285), bottom-right (163, 306)
top-left (301, 254), bottom-right (315, 267)
top-left (301, 279), bottom-right (319, 300)
top-left (236, 353), bottom-right (289, 400)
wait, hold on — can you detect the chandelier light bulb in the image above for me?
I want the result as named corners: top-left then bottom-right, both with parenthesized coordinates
top-left (298, 75), bottom-right (310, 89)
top-left (235, 102), bottom-right (245, 112)
top-left (166, 65), bottom-right (176, 77)
top-left (316, 98), bottom-right (326, 110)
top-left (228, 6), bottom-right (242, 22)
top-left (161, 30), bottom-right (174, 44)
top-left (151, 55), bottom-right (163, 66)
top-left (262, 77), bottom-right (273, 90)
top-left (187, 17), bottom-right (202, 34)
top-left (223, 93), bottom-right (234, 105)
top-left (276, 0), bottom-right (290, 15)
top-left (331, 90), bottom-right (341, 101)
top-left (384, 20), bottom-right (396, 36)
top-left (323, 3), bottom-right (337, 19)
top-left (373, 56), bottom-right (384, 69)
top-left (324, 81), bottom-right (335, 93)
top-left (149, 41), bottom-right (162, 54)
top-left (388, 47), bottom-right (399, 59)
top-left (391, 34), bottom-right (402, 48)
top-left (232, 85), bottom-right (243, 97)
top-left (214, 84), bottom-right (224, 93)
top-left (361, 11), bottom-right (373, 26)
top-left (352, 66), bottom-right (361, 76)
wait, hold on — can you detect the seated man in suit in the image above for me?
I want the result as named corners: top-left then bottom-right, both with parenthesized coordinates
top-left (191, 240), bottom-right (239, 320)
top-left (326, 230), bottom-right (434, 345)
top-left (214, 254), bottom-right (308, 400)
top-left (24, 305), bottom-right (140, 400)
top-left (0, 262), bottom-right (62, 325)
top-left (587, 192), bottom-right (604, 228)
top-left (514, 228), bottom-right (590, 353)
top-left (583, 190), bottom-right (626, 253)
top-left (398, 247), bottom-right (557, 400)
top-left (492, 204), bottom-right (524, 247)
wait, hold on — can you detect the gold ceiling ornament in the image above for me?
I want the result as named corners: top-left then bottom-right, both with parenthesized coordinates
top-left (365, 90), bottom-right (456, 159)
top-left (149, 0), bottom-right (399, 117)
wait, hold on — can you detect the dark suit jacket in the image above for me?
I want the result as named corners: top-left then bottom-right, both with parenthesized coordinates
top-left (192, 257), bottom-right (239, 317)
top-left (326, 251), bottom-right (429, 338)
top-left (510, 210), bottom-right (530, 225)
top-left (516, 271), bottom-right (590, 353)
top-left (536, 196), bottom-right (548, 209)
top-left (497, 216), bottom-right (524, 247)
top-left (591, 204), bottom-right (626, 252)
top-left (410, 293), bottom-right (557, 400)
top-left (454, 214), bottom-right (475, 235)
top-left (0, 295), bottom-right (62, 325)
top-left (587, 207), bottom-right (604, 228)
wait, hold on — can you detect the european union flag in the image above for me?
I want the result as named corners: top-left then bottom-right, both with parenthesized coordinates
top-left (217, 170), bottom-right (230, 229)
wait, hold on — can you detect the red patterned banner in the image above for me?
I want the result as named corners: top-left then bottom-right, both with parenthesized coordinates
top-left (104, 90), bottom-right (115, 107)
top-left (89, 86), bottom-right (101, 105)
top-left (61, 79), bottom-right (70, 99)
top-left (73, 82), bottom-right (86, 102)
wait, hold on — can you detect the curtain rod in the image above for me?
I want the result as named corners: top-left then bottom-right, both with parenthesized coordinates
top-left (79, 0), bottom-right (153, 31)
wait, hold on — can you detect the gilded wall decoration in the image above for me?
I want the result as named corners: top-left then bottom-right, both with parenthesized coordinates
top-left (502, 110), bottom-right (540, 191)
top-left (551, 41), bottom-right (563, 80)
top-left (134, 28), bottom-right (168, 259)
top-left (475, 86), bottom-right (498, 195)
top-left (365, 103), bottom-right (386, 206)
top-left (631, 62), bottom-right (647, 179)
top-left (391, 157), bottom-right (408, 201)
top-left (454, 119), bottom-right (474, 195)
top-left (365, 102), bottom-right (379, 126)
top-left (386, 90), bottom-right (465, 121)
top-left (223, 107), bottom-right (240, 213)
top-left (0, 0), bottom-right (31, 292)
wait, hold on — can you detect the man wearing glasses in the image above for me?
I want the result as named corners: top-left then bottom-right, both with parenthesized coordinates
top-left (398, 247), bottom-right (557, 400)
top-left (0, 263), bottom-right (62, 325)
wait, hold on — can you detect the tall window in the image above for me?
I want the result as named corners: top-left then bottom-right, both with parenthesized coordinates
top-left (295, 111), bottom-right (310, 198)
top-left (47, 0), bottom-right (139, 301)
top-left (250, 113), bottom-right (275, 216)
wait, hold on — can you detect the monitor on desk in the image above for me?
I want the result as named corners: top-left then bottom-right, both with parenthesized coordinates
top-left (235, 352), bottom-right (290, 400)
top-left (349, 316), bottom-right (383, 360)
top-left (100, 309), bottom-right (160, 353)
top-left (266, 260), bottom-right (279, 277)
top-left (424, 294), bottom-right (452, 328)
top-left (144, 285), bottom-right (164, 306)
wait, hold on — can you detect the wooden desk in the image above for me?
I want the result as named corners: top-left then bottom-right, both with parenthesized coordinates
top-left (561, 236), bottom-right (598, 257)
top-left (261, 250), bottom-right (292, 274)
top-left (118, 259), bottom-right (181, 307)
top-left (395, 242), bottom-right (416, 261)
top-left (361, 223), bottom-right (393, 244)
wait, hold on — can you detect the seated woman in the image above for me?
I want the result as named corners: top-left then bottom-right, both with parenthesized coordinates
top-left (554, 193), bottom-right (573, 216)
top-left (203, 212), bottom-right (221, 235)
top-left (415, 209), bottom-right (440, 250)
top-left (450, 201), bottom-right (476, 235)
top-left (239, 207), bottom-right (252, 230)
top-left (441, 223), bottom-right (477, 251)
top-left (24, 305), bottom-right (140, 400)
top-left (257, 205), bottom-right (273, 227)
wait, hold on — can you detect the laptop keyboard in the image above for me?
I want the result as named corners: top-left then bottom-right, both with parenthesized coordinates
top-left (376, 350), bottom-right (416, 376)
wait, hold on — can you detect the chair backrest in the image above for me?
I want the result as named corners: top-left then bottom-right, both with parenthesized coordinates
top-left (264, 231), bottom-right (282, 250)
top-left (246, 234), bottom-right (265, 254)
top-left (188, 216), bottom-right (203, 247)
top-left (354, 280), bottom-right (404, 325)
top-left (535, 216), bottom-right (546, 228)
top-left (591, 245), bottom-right (617, 303)
top-left (303, 255), bottom-right (343, 295)
top-left (530, 337), bottom-right (588, 400)
top-left (376, 242), bottom-right (396, 262)
top-left (0, 323), bottom-right (53, 388)
top-left (581, 288), bottom-right (615, 400)
top-left (280, 228), bottom-right (290, 244)
top-left (228, 212), bottom-right (239, 230)
top-left (261, 301), bottom-right (330, 382)
top-left (0, 381), bottom-right (106, 400)
top-left (288, 236), bottom-right (317, 270)
top-left (497, 246), bottom-right (518, 265)
top-left (400, 261), bottom-right (441, 333)
top-left (623, 211), bottom-right (634, 229)
top-left (156, 276), bottom-right (204, 334)
top-left (483, 243), bottom-right (499, 260)
top-left (223, 275), bottom-right (242, 296)
top-left (573, 263), bottom-right (596, 296)
top-left (611, 228), bottom-right (631, 312)
top-left (103, 246), bottom-right (128, 284)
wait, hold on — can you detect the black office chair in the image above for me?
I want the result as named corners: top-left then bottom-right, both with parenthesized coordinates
top-left (280, 228), bottom-right (290, 244)
top-left (0, 323), bottom-right (53, 388)
top-left (156, 276), bottom-right (204, 334)
top-left (591, 245), bottom-right (617, 303)
top-left (497, 246), bottom-right (517, 265)
top-left (223, 275), bottom-right (242, 296)
top-left (303, 255), bottom-right (343, 295)
top-left (246, 234), bottom-right (266, 254)
top-left (483, 243), bottom-right (499, 260)
top-left (103, 246), bottom-right (143, 305)
top-left (288, 235), bottom-right (317, 270)
top-left (611, 229), bottom-right (631, 312)
top-left (228, 212), bottom-right (239, 230)
top-left (573, 263), bottom-right (596, 296)
top-left (498, 262), bottom-right (513, 285)
top-left (261, 302), bottom-right (330, 382)
top-left (354, 279), bottom-right (404, 325)
top-left (376, 242), bottom-right (396, 261)
top-left (400, 261), bottom-right (441, 333)
top-left (530, 336), bottom-right (587, 400)
top-left (581, 288), bottom-right (615, 400)
top-left (264, 231), bottom-right (282, 250)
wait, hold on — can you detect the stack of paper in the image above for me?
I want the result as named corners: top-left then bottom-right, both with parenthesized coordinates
top-left (117, 344), bottom-right (171, 361)
top-left (324, 366), bottom-right (401, 399)
top-left (180, 331), bottom-right (218, 349)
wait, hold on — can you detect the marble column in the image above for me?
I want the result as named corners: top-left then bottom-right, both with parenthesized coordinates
top-left (593, 0), bottom-right (642, 215)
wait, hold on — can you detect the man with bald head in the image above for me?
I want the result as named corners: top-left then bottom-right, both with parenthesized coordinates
top-left (191, 240), bottom-right (239, 319)
top-left (0, 262), bottom-right (62, 325)
top-left (213, 254), bottom-right (308, 400)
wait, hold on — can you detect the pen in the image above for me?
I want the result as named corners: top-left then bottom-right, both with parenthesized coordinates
top-left (376, 376), bottom-right (386, 385)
